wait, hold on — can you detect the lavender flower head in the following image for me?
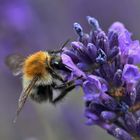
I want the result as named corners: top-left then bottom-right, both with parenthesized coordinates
top-left (61, 16), bottom-right (140, 140)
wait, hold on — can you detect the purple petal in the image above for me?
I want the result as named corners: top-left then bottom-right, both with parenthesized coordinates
top-left (87, 75), bottom-right (102, 89)
top-left (63, 50), bottom-right (79, 63)
top-left (113, 69), bottom-right (123, 87)
top-left (85, 109), bottom-right (99, 125)
top-left (136, 80), bottom-right (140, 103)
top-left (77, 62), bottom-right (90, 71)
top-left (128, 40), bottom-right (140, 64)
top-left (96, 31), bottom-right (109, 54)
top-left (108, 46), bottom-right (119, 61)
top-left (109, 22), bottom-right (133, 65)
top-left (109, 22), bottom-right (132, 45)
top-left (124, 112), bottom-right (136, 132)
top-left (73, 22), bottom-right (83, 37)
top-left (83, 79), bottom-right (101, 101)
top-left (109, 22), bottom-right (126, 34)
top-left (85, 118), bottom-right (94, 125)
top-left (61, 54), bottom-right (86, 77)
top-left (83, 75), bottom-right (108, 101)
top-left (129, 88), bottom-right (137, 105)
top-left (122, 64), bottom-right (140, 83)
top-left (100, 93), bottom-right (118, 111)
top-left (83, 91), bottom-right (100, 102)
top-left (79, 33), bottom-right (89, 46)
top-left (122, 64), bottom-right (140, 81)
top-left (86, 43), bottom-right (97, 61)
top-left (96, 49), bottom-right (107, 64)
top-left (71, 41), bottom-right (83, 49)
top-left (108, 31), bottom-right (119, 48)
top-left (107, 124), bottom-right (133, 140)
top-left (71, 42), bottom-right (93, 64)
top-left (136, 117), bottom-right (140, 136)
top-left (86, 75), bottom-right (108, 91)
top-left (100, 63), bottom-right (115, 82)
top-left (100, 111), bottom-right (117, 122)
top-left (87, 16), bottom-right (100, 30)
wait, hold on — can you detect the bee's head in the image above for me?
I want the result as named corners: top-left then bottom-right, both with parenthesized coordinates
top-left (50, 54), bottom-right (71, 72)
top-left (23, 51), bottom-right (51, 78)
top-left (50, 54), bottom-right (61, 68)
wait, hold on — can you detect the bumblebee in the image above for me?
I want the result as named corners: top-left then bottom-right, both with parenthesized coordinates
top-left (6, 41), bottom-right (80, 122)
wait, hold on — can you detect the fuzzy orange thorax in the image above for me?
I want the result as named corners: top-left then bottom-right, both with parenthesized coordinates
top-left (23, 51), bottom-right (51, 78)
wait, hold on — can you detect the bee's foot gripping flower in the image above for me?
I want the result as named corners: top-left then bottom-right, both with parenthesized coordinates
top-left (62, 16), bottom-right (140, 140)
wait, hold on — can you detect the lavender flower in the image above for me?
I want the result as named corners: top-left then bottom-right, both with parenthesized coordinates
top-left (62, 16), bottom-right (140, 140)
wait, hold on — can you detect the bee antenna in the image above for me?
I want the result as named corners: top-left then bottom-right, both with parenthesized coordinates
top-left (49, 38), bottom-right (71, 54)
top-left (60, 38), bottom-right (71, 51)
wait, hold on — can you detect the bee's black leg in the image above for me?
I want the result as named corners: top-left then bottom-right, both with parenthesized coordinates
top-left (53, 81), bottom-right (73, 89)
top-left (46, 61), bottom-right (65, 82)
top-left (52, 83), bottom-right (76, 104)
top-left (51, 76), bottom-right (83, 104)
top-left (51, 70), bottom-right (65, 82)
top-left (47, 65), bottom-right (65, 82)
top-left (53, 83), bottom-right (65, 89)
top-left (53, 76), bottom-right (83, 89)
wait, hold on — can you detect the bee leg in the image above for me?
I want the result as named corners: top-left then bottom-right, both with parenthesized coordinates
top-left (52, 83), bottom-right (76, 104)
top-left (52, 71), bottom-right (65, 82)
top-left (53, 75), bottom-right (83, 89)
top-left (48, 66), bottom-right (65, 82)
top-left (46, 59), bottom-right (65, 82)
top-left (51, 76), bottom-right (83, 104)
top-left (52, 83), bottom-right (65, 89)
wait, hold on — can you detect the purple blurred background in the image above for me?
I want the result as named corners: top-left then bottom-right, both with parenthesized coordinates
top-left (1, 0), bottom-right (140, 140)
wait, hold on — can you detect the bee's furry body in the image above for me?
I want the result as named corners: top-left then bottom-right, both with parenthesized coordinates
top-left (22, 73), bottom-right (53, 103)
top-left (30, 85), bottom-right (52, 103)
top-left (22, 51), bottom-right (62, 103)
top-left (23, 51), bottom-right (51, 79)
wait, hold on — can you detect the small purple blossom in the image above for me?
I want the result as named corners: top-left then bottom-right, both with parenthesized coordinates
top-left (109, 22), bottom-right (140, 65)
top-left (61, 53), bottom-right (86, 78)
top-left (83, 75), bottom-right (107, 101)
top-left (122, 64), bottom-right (140, 86)
top-left (61, 16), bottom-right (140, 140)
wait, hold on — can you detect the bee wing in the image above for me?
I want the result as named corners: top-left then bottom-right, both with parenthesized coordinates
top-left (5, 54), bottom-right (25, 76)
top-left (13, 76), bottom-right (38, 123)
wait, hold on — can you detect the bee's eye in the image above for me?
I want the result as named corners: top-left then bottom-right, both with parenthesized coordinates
top-left (50, 57), bottom-right (71, 72)
top-left (51, 58), bottom-right (61, 68)
top-left (53, 61), bottom-right (59, 65)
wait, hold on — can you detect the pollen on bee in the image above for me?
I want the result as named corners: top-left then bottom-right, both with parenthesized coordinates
top-left (23, 51), bottom-right (51, 78)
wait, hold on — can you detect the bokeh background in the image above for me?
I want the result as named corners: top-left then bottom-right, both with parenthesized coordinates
top-left (1, 0), bottom-right (140, 140)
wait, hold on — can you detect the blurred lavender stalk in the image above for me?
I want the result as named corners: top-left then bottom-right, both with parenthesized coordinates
top-left (62, 16), bottom-right (140, 140)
